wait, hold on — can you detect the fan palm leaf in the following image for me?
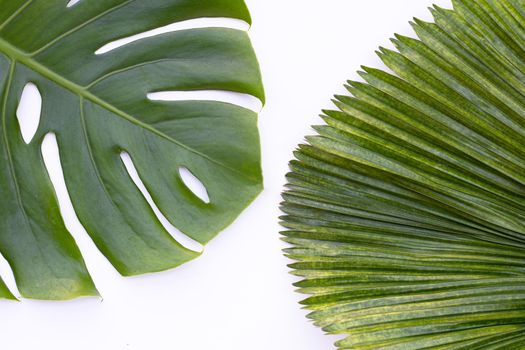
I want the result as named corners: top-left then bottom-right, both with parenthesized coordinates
top-left (281, 0), bottom-right (525, 348)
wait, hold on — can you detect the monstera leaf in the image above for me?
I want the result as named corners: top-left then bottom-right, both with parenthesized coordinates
top-left (0, 0), bottom-right (263, 300)
top-left (282, 0), bottom-right (525, 348)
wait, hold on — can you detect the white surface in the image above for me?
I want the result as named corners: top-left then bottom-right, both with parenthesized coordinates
top-left (0, 1), bottom-right (452, 349)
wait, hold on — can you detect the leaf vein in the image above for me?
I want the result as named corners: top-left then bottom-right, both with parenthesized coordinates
top-left (0, 38), bottom-right (256, 181)
top-left (0, 0), bottom-right (34, 32)
top-left (30, 0), bottom-right (137, 56)
top-left (0, 59), bottom-right (56, 278)
top-left (78, 98), bottom-right (161, 252)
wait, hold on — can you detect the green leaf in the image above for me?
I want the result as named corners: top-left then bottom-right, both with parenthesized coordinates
top-left (0, 0), bottom-right (263, 300)
top-left (281, 0), bottom-right (525, 348)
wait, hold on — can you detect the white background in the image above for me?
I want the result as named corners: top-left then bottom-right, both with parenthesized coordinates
top-left (0, 1), bottom-right (452, 349)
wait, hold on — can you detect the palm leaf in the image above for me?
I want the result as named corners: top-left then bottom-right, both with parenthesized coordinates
top-left (0, 0), bottom-right (263, 300)
top-left (281, 0), bottom-right (525, 348)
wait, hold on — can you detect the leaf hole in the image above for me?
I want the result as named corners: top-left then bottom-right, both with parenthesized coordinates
top-left (41, 133), bottom-right (114, 286)
top-left (147, 90), bottom-right (263, 113)
top-left (16, 83), bottom-right (41, 144)
top-left (66, 0), bottom-right (81, 8)
top-left (95, 17), bottom-right (250, 55)
top-left (120, 152), bottom-right (204, 253)
top-left (179, 167), bottom-right (210, 204)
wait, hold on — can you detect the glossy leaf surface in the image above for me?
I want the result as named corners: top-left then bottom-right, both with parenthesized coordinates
top-left (0, 0), bottom-right (264, 300)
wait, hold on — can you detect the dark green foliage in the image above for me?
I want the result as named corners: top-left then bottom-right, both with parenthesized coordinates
top-left (0, 0), bottom-right (263, 300)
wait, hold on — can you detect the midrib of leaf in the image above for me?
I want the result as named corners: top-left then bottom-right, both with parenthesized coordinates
top-left (0, 37), bottom-right (256, 181)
